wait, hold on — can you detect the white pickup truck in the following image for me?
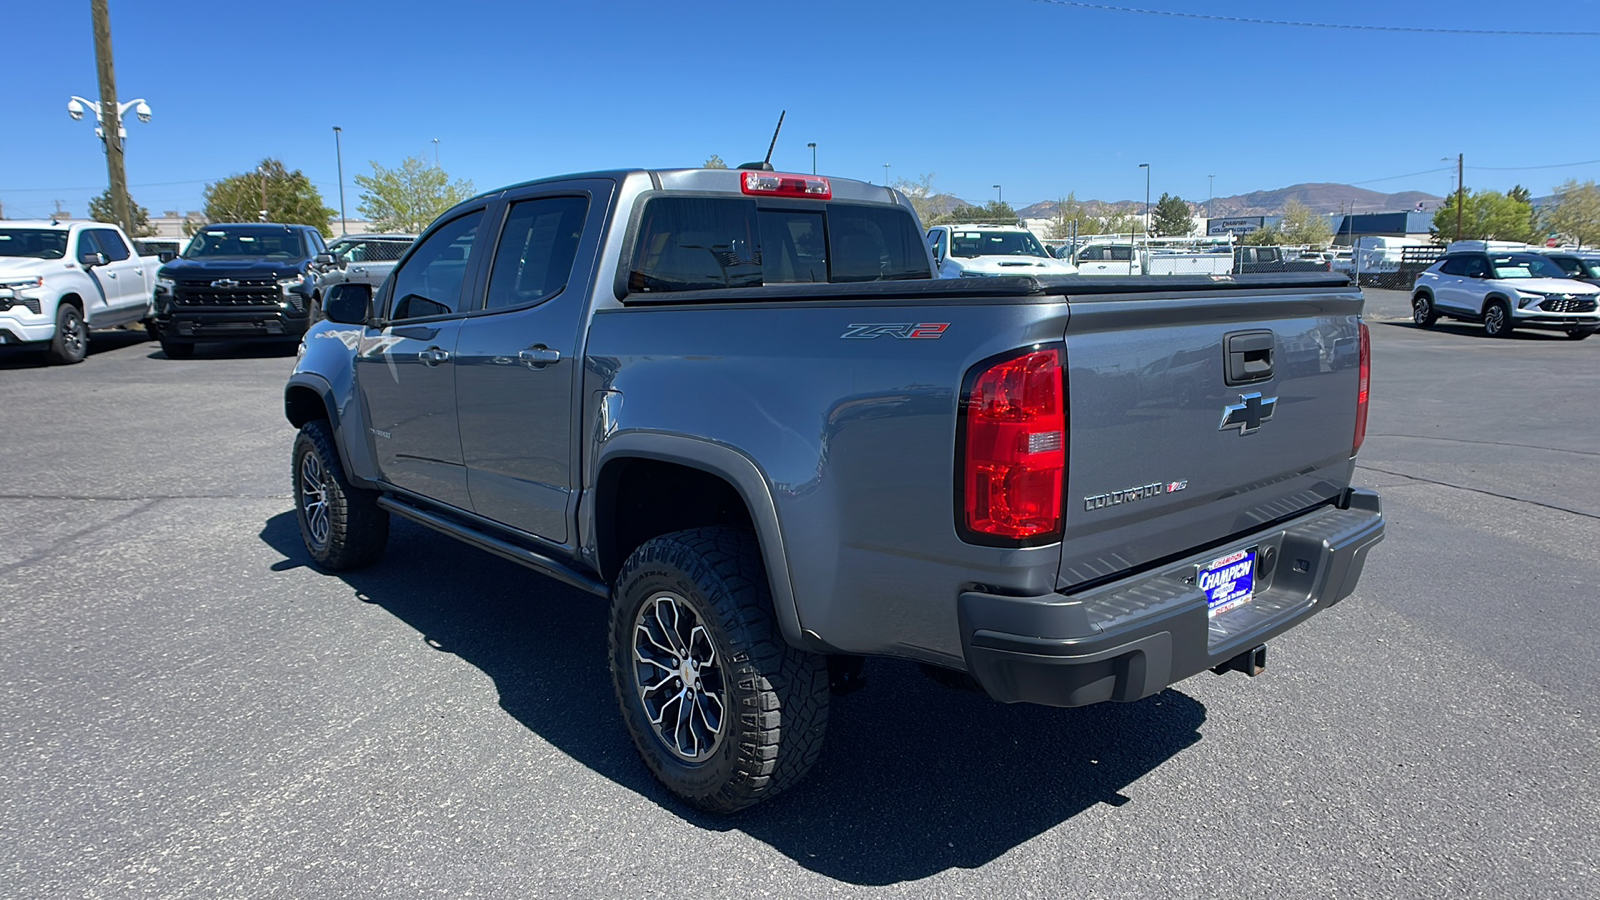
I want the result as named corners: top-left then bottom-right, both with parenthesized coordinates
top-left (0, 220), bottom-right (158, 364)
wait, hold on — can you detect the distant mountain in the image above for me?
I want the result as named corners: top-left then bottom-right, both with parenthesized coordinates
top-left (1013, 183), bottom-right (1444, 220)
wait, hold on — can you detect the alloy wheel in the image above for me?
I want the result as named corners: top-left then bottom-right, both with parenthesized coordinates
top-left (632, 592), bottom-right (727, 762)
top-left (61, 310), bottom-right (85, 358)
top-left (298, 452), bottom-right (331, 550)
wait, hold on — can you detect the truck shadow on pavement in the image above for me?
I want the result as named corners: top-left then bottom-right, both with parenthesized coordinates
top-left (261, 511), bottom-right (1208, 885)
top-left (0, 328), bottom-right (151, 368)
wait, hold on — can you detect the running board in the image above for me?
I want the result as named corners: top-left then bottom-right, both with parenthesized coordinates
top-left (375, 496), bottom-right (609, 597)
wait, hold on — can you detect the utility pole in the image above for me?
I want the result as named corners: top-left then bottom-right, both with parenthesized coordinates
top-left (259, 165), bottom-right (268, 222)
top-left (1208, 174), bottom-right (1215, 220)
top-left (1455, 153), bottom-right (1464, 242)
top-left (90, 0), bottom-right (132, 237)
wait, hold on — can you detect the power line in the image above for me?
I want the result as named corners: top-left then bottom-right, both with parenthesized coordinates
top-left (1030, 1), bottom-right (1600, 37)
top-left (1348, 167), bottom-right (1453, 186)
top-left (1467, 157), bottom-right (1600, 171)
top-left (0, 178), bottom-right (211, 192)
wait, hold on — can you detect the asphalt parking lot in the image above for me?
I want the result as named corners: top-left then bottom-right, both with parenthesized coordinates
top-left (3, 289), bottom-right (1597, 898)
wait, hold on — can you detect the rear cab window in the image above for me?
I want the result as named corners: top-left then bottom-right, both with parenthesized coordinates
top-left (625, 195), bottom-right (930, 294)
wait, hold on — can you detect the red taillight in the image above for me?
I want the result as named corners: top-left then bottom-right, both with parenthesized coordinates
top-left (959, 346), bottom-right (1066, 543)
top-left (1353, 321), bottom-right (1370, 455)
top-left (740, 170), bottom-right (832, 199)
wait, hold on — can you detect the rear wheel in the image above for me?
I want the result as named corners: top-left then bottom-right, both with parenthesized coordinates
top-left (46, 304), bottom-right (88, 365)
top-left (609, 526), bottom-right (829, 813)
top-left (1412, 293), bottom-right (1438, 328)
top-left (1483, 300), bottom-right (1513, 338)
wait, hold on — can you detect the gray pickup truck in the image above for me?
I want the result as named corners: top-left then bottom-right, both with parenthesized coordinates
top-left (284, 168), bottom-right (1383, 812)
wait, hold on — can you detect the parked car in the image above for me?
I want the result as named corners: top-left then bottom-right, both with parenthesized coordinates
top-left (285, 166), bottom-right (1383, 812)
top-left (0, 220), bottom-right (158, 364)
top-left (1411, 250), bottom-right (1600, 339)
top-left (315, 233), bottom-right (416, 291)
top-left (926, 223), bottom-right (1078, 276)
top-left (1537, 250), bottom-right (1600, 285)
top-left (1233, 246), bottom-right (1333, 274)
top-left (151, 223), bottom-right (327, 358)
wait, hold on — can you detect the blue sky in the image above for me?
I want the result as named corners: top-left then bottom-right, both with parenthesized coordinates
top-left (2, 0), bottom-right (1598, 221)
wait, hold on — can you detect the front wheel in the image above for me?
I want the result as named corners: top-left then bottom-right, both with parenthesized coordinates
top-left (1483, 300), bottom-right (1513, 338)
top-left (292, 419), bottom-right (389, 570)
top-left (1412, 293), bottom-right (1438, 328)
top-left (609, 527), bottom-right (829, 813)
top-left (46, 304), bottom-right (88, 365)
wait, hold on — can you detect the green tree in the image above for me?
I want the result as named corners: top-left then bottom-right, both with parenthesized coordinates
top-left (87, 188), bottom-right (155, 236)
top-left (1098, 208), bottom-right (1142, 237)
top-left (934, 200), bottom-right (1018, 225)
top-left (1150, 192), bottom-right (1195, 237)
top-left (1277, 199), bottom-right (1332, 246)
top-left (703, 154), bottom-right (728, 169)
top-left (1544, 179), bottom-right (1600, 248)
top-left (892, 173), bottom-right (942, 226)
top-left (203, 159), bottom-right (336, 237)
top-left (1047, 192), bottom-right (1100, 239)
top-left (1431, 189), bottom-right (1537, 243)
top-left (354, 155), bottom-right (474, 235)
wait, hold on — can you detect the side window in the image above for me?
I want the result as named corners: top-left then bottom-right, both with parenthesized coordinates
top-left (1110, 246), bottom-right (1134, 261)
top-left (1080, 246), bottom-right (1104, 261)
top-left (91, 228), bottom-right (132, 261)
top-left (1439, 257), bottom-right (1467, 276)
top-left (1464, 256), bottom-right (1490, 278)
top-left (484, 196), bottom-right (590, 310)
top-left (387, 211), bottom-right (484, 320)
top-left (76, 230), bottom-right (104, 261)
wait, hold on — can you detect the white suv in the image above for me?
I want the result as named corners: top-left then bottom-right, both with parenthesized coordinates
top-left (926, 224), bottom-right (1077, 277)
top-left (1412, 250), bottom-right (1600, 340)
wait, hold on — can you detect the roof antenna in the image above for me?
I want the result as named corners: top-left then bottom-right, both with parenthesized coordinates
top-left (738, 110), bottom-right (785, 171)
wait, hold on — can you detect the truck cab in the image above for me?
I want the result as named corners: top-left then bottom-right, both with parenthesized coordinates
top-left (926, 223), bottom-right (1078, 277)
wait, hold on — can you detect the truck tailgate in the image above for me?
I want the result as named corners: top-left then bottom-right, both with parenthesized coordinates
top-left (1057, 284), bottom-right (1363, 590)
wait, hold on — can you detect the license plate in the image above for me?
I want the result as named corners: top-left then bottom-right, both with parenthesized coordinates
top-left (1200, 547), bottom-right (1257, 618)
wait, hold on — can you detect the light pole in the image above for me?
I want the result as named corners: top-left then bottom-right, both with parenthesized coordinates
top-left (333, 127), bottom-right (348, 236)
top-left (807, 142), bottom-right (816, 175)
top-left (993, 184), bottom-right (1002, 204)
top-left (433, 138), bottom-right (440, 167)
top-left (66, 94), bottom-right (150, 232)
top-left (1139, 163), bottom-right (1150, 237)
top-left (257, 165), bottom-right (268, 222)
top-left (1208, 174), bottom-right (1215, 220)
top-left (883, 163), bottom-right (891, 186)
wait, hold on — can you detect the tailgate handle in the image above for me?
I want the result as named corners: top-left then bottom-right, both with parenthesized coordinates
top-left (1225, 330), bottom-right (1274, 385)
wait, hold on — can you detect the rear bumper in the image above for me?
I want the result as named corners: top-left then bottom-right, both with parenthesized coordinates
top-left (958, 488), bottom-right (1384, 707)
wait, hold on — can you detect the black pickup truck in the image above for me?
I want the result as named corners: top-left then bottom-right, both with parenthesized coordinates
top-left (287, 168), bottom-right (1383, 812)
top-left (153, 223), bottom-right (327, 357)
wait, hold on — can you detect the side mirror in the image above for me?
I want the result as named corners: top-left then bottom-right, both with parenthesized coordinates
top-left (314, 253), bottom-right (334, 267)
top-left (323, 282), bottom-right (373, 325)
top-left (158, 251), bottom-right (176, 263)
top-left (80, 251), bottom-right (107, 268)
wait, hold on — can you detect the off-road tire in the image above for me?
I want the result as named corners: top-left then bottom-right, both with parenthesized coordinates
top-left (46, 303), bottom-right (88, 365)
top-left (1412, 293), bottom-right (1438, 329)
top-left (292, 419), bottom-right (389, 571)
top-left (1483, 299), bottom-right (1513, 338)
top-left (609, 526), bottom-right (829, 813)
top-left (160, 339), bottom-right (194, 359)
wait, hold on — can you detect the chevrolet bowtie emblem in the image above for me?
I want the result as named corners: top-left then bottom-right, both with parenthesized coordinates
top-left (1220, 392), bottom-right (1276, 435)
top-left (211, 278), bottom-right (239, 288)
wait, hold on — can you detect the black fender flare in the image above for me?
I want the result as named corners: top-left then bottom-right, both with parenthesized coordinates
top-left (588, 432), bottom-right (809, 651)
top-left (284, 372), bottom-right (379, 488)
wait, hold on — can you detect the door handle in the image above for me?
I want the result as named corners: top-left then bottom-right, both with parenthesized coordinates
top-left (419, 346), bottom-right (451, 366)
top-left (518, 345), bottom-right (561, 368)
